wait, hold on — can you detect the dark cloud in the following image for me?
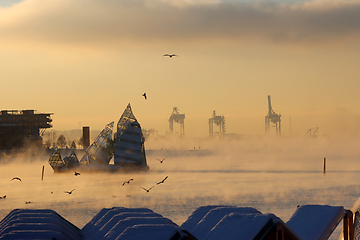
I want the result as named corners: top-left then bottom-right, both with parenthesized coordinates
top-left (0, 0), bottom-right (360, 46)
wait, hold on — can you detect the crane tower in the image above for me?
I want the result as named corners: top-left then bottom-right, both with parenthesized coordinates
top-left (209, 110), bottom-right (225, 137)
top-left (265, 95), bottom-right (281, 136)
top-left (168, 107), bottom-right (185, 138)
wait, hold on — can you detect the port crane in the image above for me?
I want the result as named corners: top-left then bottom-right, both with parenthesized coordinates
top-left (168, 107), bottom-right (185, 138)
top-left (209, 110), bottom-right (225, 137)
top-left (265, 95), bottom-right (281, 136)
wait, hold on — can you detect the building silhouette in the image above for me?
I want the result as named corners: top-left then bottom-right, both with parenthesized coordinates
top-left (0, 109), bottom-right (53, 150)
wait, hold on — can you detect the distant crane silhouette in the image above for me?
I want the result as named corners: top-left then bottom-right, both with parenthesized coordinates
top-left (122, 179), bottom-right (134, 186)
top-left (141, 186), bottom-right (154, 193)
top-left (157, 158), bottom-right (166, 163)
top-left (11, 177), bottom-right (22, 182)
top-left (163, 54), bottom-right (177, 58)
top-left (64, 189), bottom-right (75, 194)
top-left (265, 95), bottom-right (281, 136)
top-left (142, 93), bottom-right (147, 99)
top-left (74, 171), bottom-right (80, 176)
top-left (157, 176), bottom-right (168, 185)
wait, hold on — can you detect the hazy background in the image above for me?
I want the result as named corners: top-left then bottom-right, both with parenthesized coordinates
top-left (1, 136), bottom-right (360, 240)
top-left (1, 0), bottom-right (360, 138)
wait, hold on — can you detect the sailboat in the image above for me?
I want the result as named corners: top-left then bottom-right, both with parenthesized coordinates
top-left (48, 104), bottom-right (149, 172)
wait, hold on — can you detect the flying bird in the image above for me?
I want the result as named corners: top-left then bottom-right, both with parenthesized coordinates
top-left (141, 186), bottom-right (154, 193)
top-left (25, 201), bottom-right (32, 204)
top-left (11, 177), bottom-right (22, 182)
top-left (142, 93), bottom-right (147, 99)
top-left (157, 158), bottom-right (166, 163)
top-left (122, 179), bottom-right (134, 186)
top-left (64, 189), bottom-right (75, 194)
top-left (157, 176), bottom-right (168, 185)
top-left (163, 54), bottom-right (177, 58)
top-left (0, 195), bottom-right (6, 199)
top-left (74, 171), bottom-right (80, 176)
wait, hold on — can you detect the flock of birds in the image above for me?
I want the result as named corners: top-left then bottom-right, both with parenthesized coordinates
top-left (0, 53), bottom-right (174, 206)
top-left (121, 158), bottom-right (169, 194)
top-left (0, 157), bottom-right (169, 203)
top-left (1, 53), bottom-right (176, 202)
top-left (0, 176), bottom-right (77, 204)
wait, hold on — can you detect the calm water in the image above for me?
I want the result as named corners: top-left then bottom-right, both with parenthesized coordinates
top-left (1, 137), bottom-right (360, 239)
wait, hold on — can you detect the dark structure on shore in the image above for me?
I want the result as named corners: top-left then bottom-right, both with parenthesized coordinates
top-left (0, 109), bottom-right (53, 150)
top-left (265, 95), bottom-right (281, 136)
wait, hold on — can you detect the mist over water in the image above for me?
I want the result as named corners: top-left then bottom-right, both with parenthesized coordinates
top-left (1, 136), bottom-right (360, 239)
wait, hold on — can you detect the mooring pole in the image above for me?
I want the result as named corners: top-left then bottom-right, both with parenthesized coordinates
top-left (344, 216), bottom-right (349, 240)
top-left (41, 165), bottom-right (44, 180)
top-left (323, 158), bottom-right (326, 174)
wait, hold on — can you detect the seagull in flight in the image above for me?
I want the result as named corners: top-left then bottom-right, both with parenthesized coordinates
top-left (163, 54), bottom-right (177, 58)
top-left (157, 158), bottom-right (166, 163)
top-left (0, 195), bottom-right (6, 199)
top-left (74, 171), bottom-right (80, 176)
top-left (11, 177), bottom-right (22, 182)
top-left (64, 189), bottom-right (75, 194)
top-left (122, 179), bottom-right (134, 186)
top-left (141, 186), bottom-right (154, 193)
top-left (142, 93), bottom-right (147, 99)
top-left (157, 176), bottom-right (168, 185)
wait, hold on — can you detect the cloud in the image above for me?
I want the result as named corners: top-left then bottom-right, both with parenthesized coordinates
top-left (0, 0), bottom-right (359, 48)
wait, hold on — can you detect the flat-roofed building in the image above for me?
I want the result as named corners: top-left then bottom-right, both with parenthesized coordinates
top-left (0, 109), bottom-right (53, 150)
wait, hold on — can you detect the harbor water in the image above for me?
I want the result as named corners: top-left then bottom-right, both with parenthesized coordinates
top-left (1, 136), bottom-right (360, 239)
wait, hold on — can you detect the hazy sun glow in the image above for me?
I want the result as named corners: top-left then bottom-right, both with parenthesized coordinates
top-left (0, 0), bottom-right (360, 138)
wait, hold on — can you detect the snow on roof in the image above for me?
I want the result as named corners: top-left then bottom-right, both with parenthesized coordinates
top-left (0, 230), bottom-right (71, 240)
top-left (87, 212), bottom-right (164, 240)
top-left (104, 217), bottom-right (177, 239)
top-left (0, 209), bottom-right (82, 240)
top-left (181, 205), bottom-right (233, 232)
top-left (82, 207), bottom-right (124, 233)
top-left (82, 207), bottom-right (153, 235)
top-left (186, 206), bottom-right (261, 239)
top-left (0, 205), bottom-right (349, 240)
top-left (286, 205), bottom-right (346, 240)
top-left (115, 224), bottom-right (187, 240)
top-left (204, 212), bottom-right (273, 240)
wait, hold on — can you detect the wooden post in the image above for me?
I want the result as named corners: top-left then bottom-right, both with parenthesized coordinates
top-left (344, 216), bottom-right (349, 240)
top-left (349, 214), bottom-right (354, 240)
top-left (323, 158), bottom-right (326, 174)
top-left (41, 165), bottom-right (44, 181)
top-left (345, 210), bottom-right (354, 240)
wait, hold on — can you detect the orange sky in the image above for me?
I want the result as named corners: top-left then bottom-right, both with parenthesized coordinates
top-left (1, 0), bottom-right (360, 138)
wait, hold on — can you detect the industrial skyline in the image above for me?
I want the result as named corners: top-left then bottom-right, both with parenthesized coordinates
top-left (0, 0), bottom-right (360, 138)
